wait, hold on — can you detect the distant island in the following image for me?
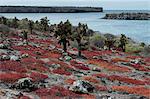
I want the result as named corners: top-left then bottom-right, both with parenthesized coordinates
top-left (103, 13), bottom-right (150, 20)
top-left (0, 6), bottom-right (103, 13)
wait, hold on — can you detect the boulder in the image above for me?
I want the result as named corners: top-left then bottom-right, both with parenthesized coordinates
top-left (4, 90), bottom-right (23, 99)
top-left (13, 77), bottom-right (35, 90)
top-left (10, 55), bottom-right (20, 61)
top-left (130, 58), bottom-right (142, 64)
top-left (50, 64), bottom-right (61, 69)
top-left (62, 52), bottom-right (68, 56)
top-left (0, 55), bottom-right (10, 61)
top-left (69, 80), bottom-right (94, 93)
top-left (64, 56), bottom-right (72, 61)
top-left (0, 43), bottom-right (8, 49)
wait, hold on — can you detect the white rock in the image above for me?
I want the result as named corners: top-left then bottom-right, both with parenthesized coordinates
top-left (10, 55), bottom-right (20, 61)
top-left (130, 58), bottom-right (141, 64)
top-left (49, 45), bottom-right (56, 50)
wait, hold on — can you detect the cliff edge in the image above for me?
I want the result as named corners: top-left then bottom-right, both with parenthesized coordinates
top-left (0, 6), bottom-right (103, 13)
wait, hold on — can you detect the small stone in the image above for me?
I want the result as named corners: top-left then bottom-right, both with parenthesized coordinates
top-left (64, 56), bottom-right (72, 61)
top-left (59, 57), bottom-right (63, 61)
top-left (49, 45), bottom-right (56, 50)
top-left (92, 67), bottom-right (101, 72)
top-left (51, 64), bottom-right (61, 69)
top-left (35, 51), bottom-right (41, 55)
top-left (93, 56), bottom-right (99, 59)
top-left (21, 53), bottom-right (29, 58)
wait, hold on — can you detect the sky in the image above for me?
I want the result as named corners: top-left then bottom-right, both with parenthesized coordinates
top-left (0, 0), bottom-right (150, 10)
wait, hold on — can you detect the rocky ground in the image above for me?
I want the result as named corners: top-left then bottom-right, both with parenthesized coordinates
top-left (0, 28), bottom-right (150, 99)
top-left (102, 13), bottom-right (150, 20)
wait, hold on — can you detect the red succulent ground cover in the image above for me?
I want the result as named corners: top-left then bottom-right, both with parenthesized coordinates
top-left (144, 57), bottom-right (150, 63)
top-left (21, 57), bottom-right (50, 73)
top-left (130, 64), bottom-right (150, 72)
top-left (65, 78), bottom-right (76, 85)
top-left (82, 50), bottom-right (112, 59)
top-left (112, 86), bottom-right (150, 98)
top-left (108, 75), bottom-right (148, 85)
top-left (0, 72), bottom-right (27, 83)
top-left (126, 55), bottom-right (142, 60)
top-left (88, 59), bottom-right (131, 72)
top-left (53, 68), bottom-right (72, 76)
top-left (19, 95), bottom-right (32, 99)
top-left (35, 86), bottom-right (95, 98)
top-left (35, 86), bottom-right (78, 98)
top-left (45, 52), bottom-right (62, 59)
top-left (21, 57), bottom-right (38, 64)
top-left (0, 61), bottom-right (27, 73)
top-left (92, 73), bottom-right (109, 78)
top-left (70, 60), bottom-right (90, 70)
top-left (112, 57), bottom-right (130, 63)
top-left (93, 73), bottom-right (149, 85)
top-left (12, 45), bottom-right (26, 51)
top-left (82, 76), bottom-right (99, 84)
top-left (95, 85), bottom-right (108, 91)
top-left (30, 72), bottom-right (48, 82)
top-left (52, 59), bottom-right (74, 70)
top-left (26, 63), bottom-right (50, 73)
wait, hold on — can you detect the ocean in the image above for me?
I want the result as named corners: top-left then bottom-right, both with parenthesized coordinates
top-left (0, 10), bottom-right (150, 44)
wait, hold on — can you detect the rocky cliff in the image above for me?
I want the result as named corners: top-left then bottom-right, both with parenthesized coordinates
top-left (0, 6), bottom-right (103, 13)
top-left (103, 13), bottom-right (150, 20)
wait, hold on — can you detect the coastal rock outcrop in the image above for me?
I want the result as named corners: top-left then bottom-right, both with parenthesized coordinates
top-left (103, 13), bottom-right (150, 20)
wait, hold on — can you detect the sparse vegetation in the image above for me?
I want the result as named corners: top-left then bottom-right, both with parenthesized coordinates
top-left (0, 16), bottom-right (149, 99)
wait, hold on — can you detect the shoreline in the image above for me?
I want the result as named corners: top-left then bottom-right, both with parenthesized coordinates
top-left (0, 6), bottom-right (103, 13)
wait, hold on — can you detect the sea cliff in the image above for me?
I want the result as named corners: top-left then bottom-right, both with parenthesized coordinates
top-left (0, 6), bottom-right (103, 13)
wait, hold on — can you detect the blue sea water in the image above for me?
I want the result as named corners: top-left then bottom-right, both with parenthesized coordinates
top-left (0, 10), bottom-right (150, 44)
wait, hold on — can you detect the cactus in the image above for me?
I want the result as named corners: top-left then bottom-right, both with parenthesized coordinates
top-left (119, 34), bottom-right (127, 52)
top-left (22, 30), bottom-right (28, 40)
top-left (73, 23), bottom-right (88, 57)
top-left (104, 38), bottom-right (115, 50)
top-left (40, 17), bottom-right (49, 31)
top-left (55, 20), bottom-right (72, 52)
top-left (12, 17), bottom-right (19, 29)
top-left (0, 16), bottom-right (7, 25)
top-left (28, 20), bottom-right (34, 34)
